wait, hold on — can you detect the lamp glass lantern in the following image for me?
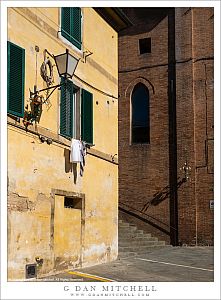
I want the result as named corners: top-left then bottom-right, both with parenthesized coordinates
top-left (54, 49), bottom-right (79, 79)
top-left (29, 48), bottom-right (79, 105)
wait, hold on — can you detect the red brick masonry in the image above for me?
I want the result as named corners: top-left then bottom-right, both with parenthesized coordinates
top-left (118, 7), bottom-right (214, 245)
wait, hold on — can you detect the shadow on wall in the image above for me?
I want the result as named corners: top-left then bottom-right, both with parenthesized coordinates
top-left (142, 177), bottom-right (187, 212)
top-left (64, 148), bottom-right (77, 184)
top-left (119, 177), bottom-right (187, 237)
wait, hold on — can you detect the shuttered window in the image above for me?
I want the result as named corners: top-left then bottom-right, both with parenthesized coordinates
top-left (60, 82), bottom-right (93, 143)
top-left (61, 8), bottom-right (82, 50)
top-left (81, 89), bottom-right (93, 144)
top-left (60, 78), bottom-right (73, 138)
top-left (7, 41), bottom-right (25, 117)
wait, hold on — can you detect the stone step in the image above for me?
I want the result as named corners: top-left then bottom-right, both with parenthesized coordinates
top-left (118, 244), bottom-right (168, 257)
top-left (119, 238), bottom-right (158, 246)
top-left (119, 232), bottom-right (152, 239)
top-left (137, 244), bottom-right (171, 253)
top-left (119, 242), bottom-right (165, 252)
top-left (119, 226), bottom-right (143, 233)
top-left (118, 222), bottom-right (130, 227)
top-left (119, 241), bottom-right (165, 248)
top-left (118, 219), bottom-right (167, 254)
top-left (117, 251), bottom-right (137, 259)
top-left (119, 235), bottom-right (155, 242)
top-left (118, 221), bottom-right (136, 226)
top-left (119, 223), bottom-right (137, 228)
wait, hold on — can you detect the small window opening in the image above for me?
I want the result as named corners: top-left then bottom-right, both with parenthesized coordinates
top-left (26, 264), bottom-right (37, 279)
top-left (64, 197), bottom-right (82, 209)
top-left (139, 38), bottom-right (151, 54)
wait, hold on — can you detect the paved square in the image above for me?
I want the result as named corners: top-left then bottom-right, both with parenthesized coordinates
top-left (39, 246), bottom-right (214, 282)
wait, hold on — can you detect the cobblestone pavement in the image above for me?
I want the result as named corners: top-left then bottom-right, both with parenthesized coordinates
top-left (39, 246), bottom-right (214, 282)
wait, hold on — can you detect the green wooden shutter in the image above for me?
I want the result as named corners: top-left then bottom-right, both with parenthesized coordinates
top-left (70, 8), bottom-right (81, 50)
top-left (61, 8), bottom-right (81, 50)
top-left (7, 41), bottom-right (25, 117)
top-left (60, 78), bottom-right (73, 138)
top-left (61, 8), bottom-right (71, 43)
top-left (81, 89), bottom-right (93, 144)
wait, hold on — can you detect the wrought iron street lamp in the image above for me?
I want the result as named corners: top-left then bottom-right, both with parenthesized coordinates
top-left (54, 49), bottom-right (79, 79)
top-left (24, 48), bottom-right (79, 128)
top-left (30, 48), bottom-right (79, 100)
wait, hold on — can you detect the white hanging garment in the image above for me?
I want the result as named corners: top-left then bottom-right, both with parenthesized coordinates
top-left (70, 138), bottom-right (82, 163)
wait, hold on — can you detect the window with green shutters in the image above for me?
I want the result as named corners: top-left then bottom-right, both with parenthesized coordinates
top-left (81, 89), bottom-right (93, 144)
top-left (61, 8), bottom-right (82, 50)
top-left (60, 78), bottom-right (74, 138)
top-left (7, 41), bottom-right (25, 117)
top-left (60, 80), bottom-right (93, 144)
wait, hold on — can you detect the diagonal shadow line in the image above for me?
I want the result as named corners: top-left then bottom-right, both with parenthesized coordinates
top-left (142, 177), bottom-right (186, 212)
top-left (119, 206), bottom-right (170, 236)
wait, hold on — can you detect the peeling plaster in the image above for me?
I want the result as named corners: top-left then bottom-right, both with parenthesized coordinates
top-left (84, 243), bottom-right (107, 258)
top-left (8, 192), bottom-right (34, 212)
top-left (87, 209), bottom-right (97, 218)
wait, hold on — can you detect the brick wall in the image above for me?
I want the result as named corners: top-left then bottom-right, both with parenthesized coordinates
top-left (191, 8), bottom-right (214, 245)
top-left (175, 7), bottom-right (197, 245)
top-left (118, 7), bottom-right (214, 245)
top-left (119, 9), bottom-right (171, 244)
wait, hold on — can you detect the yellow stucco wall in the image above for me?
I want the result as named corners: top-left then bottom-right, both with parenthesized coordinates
top-left (7, 7), bottom-right (118, 280)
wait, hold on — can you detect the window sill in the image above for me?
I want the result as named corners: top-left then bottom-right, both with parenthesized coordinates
top-left (84, 142), bottom-right (95, 149)
top-left (7, 113), bottom-right (21, 123)
top-left (58, 31), bottom-right (83, 56)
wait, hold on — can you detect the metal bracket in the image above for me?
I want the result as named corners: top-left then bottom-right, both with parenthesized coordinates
top-left (82, 50), bottom-right (93, 63)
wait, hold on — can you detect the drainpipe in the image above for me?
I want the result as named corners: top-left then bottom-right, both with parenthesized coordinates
top-left (168, 8), bottom-right (179, 246)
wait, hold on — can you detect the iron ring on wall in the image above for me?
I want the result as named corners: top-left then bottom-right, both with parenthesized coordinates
top-left (40, 58), bottom-right (54, 86)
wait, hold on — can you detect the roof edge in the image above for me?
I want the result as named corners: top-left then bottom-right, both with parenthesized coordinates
top-left (93, 8), bottom-right (132, 32)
